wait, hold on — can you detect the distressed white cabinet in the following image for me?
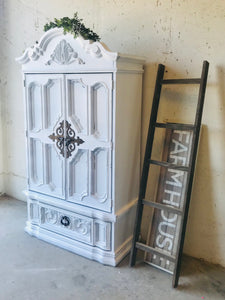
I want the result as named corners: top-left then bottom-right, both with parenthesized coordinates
top-left (16, 28), bottom-right (144, 266)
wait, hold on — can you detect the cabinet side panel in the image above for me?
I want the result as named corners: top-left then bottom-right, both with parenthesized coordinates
top-left (114, 73), bottom-right (142, 213)
top-left (114, 203), bottom-right (137, 251)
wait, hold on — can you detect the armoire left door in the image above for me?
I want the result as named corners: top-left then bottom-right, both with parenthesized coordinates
top-left (25, 74), bottom-right (66, 199)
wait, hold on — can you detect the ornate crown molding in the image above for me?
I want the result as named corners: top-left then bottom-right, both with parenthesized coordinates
top-left (16, 28), bottom-right (117, 65)
top-left (77, 36), bottom-right (117, 61)
top-left (16, 28), bottom-right (64, 64)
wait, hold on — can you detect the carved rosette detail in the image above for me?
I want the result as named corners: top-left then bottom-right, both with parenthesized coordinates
top-left (45, 209), bottom-right (58, 224)
top-left (74, 219), bottom-right (88, 235)
top-left (49, 120), bottom-right (84, 158)
top-left (43, 208), bottom-right (90, 236)
top-left (46, 39), bottom-right (85, 65)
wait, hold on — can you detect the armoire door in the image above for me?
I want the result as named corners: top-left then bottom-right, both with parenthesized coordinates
top-left (65, 73), bottom-right (113, 212)
top-left (25, 74), bottom-right (66, 199)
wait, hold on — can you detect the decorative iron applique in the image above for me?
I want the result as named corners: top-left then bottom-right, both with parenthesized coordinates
top-left (49, 120), bottom-right (84, 158)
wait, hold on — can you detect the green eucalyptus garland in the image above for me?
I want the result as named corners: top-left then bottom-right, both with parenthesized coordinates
top-left (44, 13), bottom-right (100, 42)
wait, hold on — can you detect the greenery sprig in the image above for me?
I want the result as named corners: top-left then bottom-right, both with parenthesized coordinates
top-left (44, 13), bottom-right (100, 42)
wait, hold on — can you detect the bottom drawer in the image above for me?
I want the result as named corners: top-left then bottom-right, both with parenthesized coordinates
top-left (29, 201), bottom-right (111, 251)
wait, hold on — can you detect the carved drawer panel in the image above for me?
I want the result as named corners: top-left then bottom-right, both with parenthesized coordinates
top-left (38, 203), bottom-right (111, 250)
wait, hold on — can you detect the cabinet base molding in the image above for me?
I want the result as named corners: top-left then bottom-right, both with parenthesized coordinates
top-left (25, 221), bottom-right (132, 266)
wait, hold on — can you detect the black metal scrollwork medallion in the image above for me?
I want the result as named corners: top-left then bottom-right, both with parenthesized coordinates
top-left (49, 120), bottom-right (84, 158)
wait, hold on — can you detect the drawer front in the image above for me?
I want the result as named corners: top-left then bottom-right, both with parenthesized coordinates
top-left (29, 200), bottom-right (111, 250)
top-left (40, 205), bottom-right (93, 244)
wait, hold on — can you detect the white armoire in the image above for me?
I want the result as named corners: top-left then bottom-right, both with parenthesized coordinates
top-left (16, 28), bottom-right (144, 266)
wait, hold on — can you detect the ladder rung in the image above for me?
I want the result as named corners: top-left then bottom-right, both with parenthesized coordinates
top-left (136, 242), bottom-right (176, 262)
top-left (155, 122), bottom-right (195, 130)
top-left (142, 199), bottom-right (183, 215)
top-left (162, 78), bottom-right (201, 85)
top-left (150, 160), bottom-right (189, 172)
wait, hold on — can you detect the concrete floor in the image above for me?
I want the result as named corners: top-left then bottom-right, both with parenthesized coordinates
top-left (0, 196), bottom-right (225, 300)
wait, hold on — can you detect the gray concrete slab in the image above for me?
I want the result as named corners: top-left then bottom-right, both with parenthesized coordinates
top-left (0, 196), bottom-right (224, 300)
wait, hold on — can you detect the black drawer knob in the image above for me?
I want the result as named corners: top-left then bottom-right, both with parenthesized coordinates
top-left (60, 216), bottom-right (70, 227)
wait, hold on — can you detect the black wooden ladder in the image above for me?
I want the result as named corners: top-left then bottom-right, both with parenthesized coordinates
top-left (129, 61), bottom-right (209, 288)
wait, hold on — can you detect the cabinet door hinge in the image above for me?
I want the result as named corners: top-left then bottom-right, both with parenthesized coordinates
top-left (23, 80), bottom-right (25, 87)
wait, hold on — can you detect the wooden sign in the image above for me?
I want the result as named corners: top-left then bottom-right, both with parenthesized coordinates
top-left (145, 127), bottom-right (193, 274)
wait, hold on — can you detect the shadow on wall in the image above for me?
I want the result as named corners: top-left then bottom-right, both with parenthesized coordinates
top-left (185, 65), bottom-right (225, 265)
top-left (140, 62), bottom-right (159, 240)
top-left (184, 125), bottom-right (217, 260)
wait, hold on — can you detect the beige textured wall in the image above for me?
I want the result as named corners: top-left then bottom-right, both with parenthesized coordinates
top-left (0, 1), bottom-right (5, 194)
top-left (1, 0), bottom-right (225, 267)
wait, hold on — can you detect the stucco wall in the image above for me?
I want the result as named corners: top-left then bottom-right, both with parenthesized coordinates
top-left (0, 0), bottom-right (5, 194)
top-left (1, 0), bottom-right (225, 267)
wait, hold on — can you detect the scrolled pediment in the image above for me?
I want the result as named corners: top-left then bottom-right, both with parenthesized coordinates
top-left (77, 37), bottom-right (117, 60)
top-left (16, 28), bottom-right (117, 69)
top-left (16, 28), bottom-right (63, 64)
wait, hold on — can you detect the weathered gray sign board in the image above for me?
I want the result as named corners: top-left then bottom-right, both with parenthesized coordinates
top-left (145, 128), bottom-right (193, 274)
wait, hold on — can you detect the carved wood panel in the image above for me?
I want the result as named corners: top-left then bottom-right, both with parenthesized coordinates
top-left (67, 79), bottom-right (88, 134)
top-left (43, 79), bottom-right (63, 130)
top-left (26, 73), bottom-right (112, 211)
top-left (29, 138), bottom-right (43, 186)
top-left (66, 74), bottom-right (112, 212)
top-left (28, 83), bottom-right (42, 132)
top-left (91, 82), bottom-right (109, 142)
top-left (37, 203), bottom-right (111, 250)
top-left (68, 149), bottom-right (89, 201)
top-left (91, 148), bottom-right (108, 202)
top-left (40, 205), bottom-right (93, 244)
top-left (26, 74), bottom-right (65, 198)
